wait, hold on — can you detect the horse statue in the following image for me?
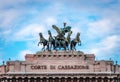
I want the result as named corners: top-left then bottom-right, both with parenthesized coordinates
top-left (52, 23), bottom-right (72, 50)
top-left (65, 30), bottom-right (72, 50)
top-left (38, 33), bottom-right (49, 51)
top-left (52, 25), bottom-right (66, 50)
top-left (48, 30), bottom-right (55, 50)
top-left (70, 32), bottom-right (81, 50)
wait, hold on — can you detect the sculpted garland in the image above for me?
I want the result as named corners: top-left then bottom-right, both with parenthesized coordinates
top-left (38, 23), bottom-right (81, 51)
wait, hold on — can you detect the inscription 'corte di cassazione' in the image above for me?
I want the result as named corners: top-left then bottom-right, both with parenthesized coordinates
top-left (31, 65), bottom-right (89, 70)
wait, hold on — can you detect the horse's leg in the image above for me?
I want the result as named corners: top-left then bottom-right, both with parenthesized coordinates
top-left (54, 40), bottom-right (58, 50)
top-left (58, 41), bottom-right (61, 50)
top-left (50, 42), bottom-right (53, 50)
top-left (74, 43), bottom-right (77, 51)
top-left (62, 41), bottom-right (66, 51)
top-left (75, 47), bottom-right (76, 51)
top-left (48, 42), bottom-right (50, 51)
top-left (43, 41), bottom-right (47, 51)
top-left (67, 42), bottom-right (69, 50)
top-left (53, 43), bottom-right (55, 50)
top-left (53, 40), bottom-right (56, 50)
top-left (46, 41), bottom-right (49, 51)
top-left (42, 46), bottom-right (44, 51)
top-left (70, 41), bottom-right (74, 50)
top-left (73, 44), bottom-right (75, 50)
top-left (46, 42), bottom-right (51, 50)
top-left (38, 42), bottom-right (40, 46)
top-left (71, 42), bottom-right (75, 51)
top-left (64, 42), bottom-right (66, 51)
top-left (63, 43), bottom-right (66, 50)
top-left (70, 42), bottom-right (72, 50)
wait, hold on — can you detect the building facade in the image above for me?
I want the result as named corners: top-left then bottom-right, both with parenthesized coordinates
top-left (0, 50), bottom-right (120, 82)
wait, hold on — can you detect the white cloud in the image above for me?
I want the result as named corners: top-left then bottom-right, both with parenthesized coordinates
top-left (12, 24), bottom-right (46, 41)
top-left (0, 9), bottom-right (20, 28)
top-left (89, 35), bottom-right (120, 59)
top-left (0, 0), bottom-right (28, 9)
top-left (45, 17), bottom-right (57, 26)
top-left (0, 29), bottom-right (11, 37)
top-left (18, 50), bottom-right (34, 60)
top-left (100, 35), bottom-right (120, 50)
top-left (87, 19), bottom-right (113, 38)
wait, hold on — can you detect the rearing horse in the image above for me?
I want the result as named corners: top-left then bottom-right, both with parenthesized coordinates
top-left (70, 32), bottom-right (81, 50)
top-left (48, 30), bottom-right (55, 50)
top-left (38, 33), bottom-right (49, 51)
top-left (65, 30), bottom-right (72, 50)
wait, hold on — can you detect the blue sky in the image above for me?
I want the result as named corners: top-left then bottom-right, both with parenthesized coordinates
top-left (0, 0), bottom-right (120, 64)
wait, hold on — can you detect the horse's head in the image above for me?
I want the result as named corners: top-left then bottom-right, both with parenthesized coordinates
top-left (77, 32), bottom-right (80, 37)
top-left (63, 26), bottom-right (71, 33)
top-left (48, 30), bottom-right (51, 35)
top-left (74, 32), bottom-right (81, 43)
top-left (39, 33), bottom-right (43, 37)
top-left (77, 32), bottom-right (81, 46)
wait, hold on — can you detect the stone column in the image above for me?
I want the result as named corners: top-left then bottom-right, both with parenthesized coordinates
top-left (3, 78), bottom-right (5, 82)
top-left (8, 78), bottom-right (11, 82)
top-left (10, 78), bottom-right (13, 82)
top-left (77, 78), bottom-right (79, 82)
top-left (35, 78), bottom-right (37, 82)
top-left (3, 78), bottom-right (7, 82)
top-left (12, 78), bottom-right (16, 82)
top-left (89, 78), bottom-right (92, 82)
top-left (7, 78), bottom-right (10, 82)
top-left (45, 78), bottom-right (47, 82)
top-left (21, 78), bottom-right (24, 82)
top-left (16, 78), bottom-right (18, 82)
top-left (119, 78), bottom-right (120, 82)
top-left (64, 78), bottom-right (66, 82)
top-left (58, 78), bottom-right (60, 82)
top-left (65, 78), bottom-right (67, 82)
top-left (40, 78), bottom-right (42, 82)
top-left (79, 78), bottom-right (83, 82)
top-left (108, 78), bottom-right (111, 82)
top-left (111, 78), bottom-right (114, 82)
top-left (54, 78), bottom-right (59, 82)
top-left (59, 78), bottom-right (61, 82)
top-left (53, 78), bottom-right (55, 82)
top-left (44, 78), bottom-right (47, 82)
top-left (71, 78), bottom-right (73, 82)
top-left (101, 78), bottom-right (104, 82)
top-left (27, 78), bottom-right (29, 82)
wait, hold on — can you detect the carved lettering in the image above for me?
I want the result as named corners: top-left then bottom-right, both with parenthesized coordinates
top-left (31, 65), bottom-right (47, 70)
top-left (58, 65), bottom-right (89, 70)
top-left (31, 65), bottom-right (89, 70)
